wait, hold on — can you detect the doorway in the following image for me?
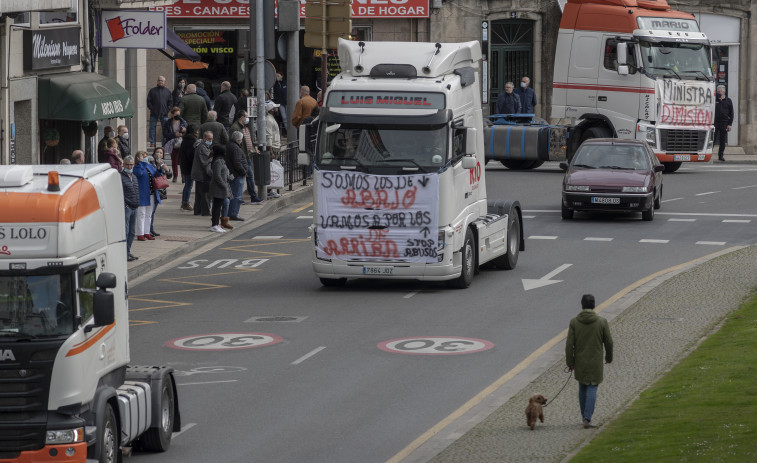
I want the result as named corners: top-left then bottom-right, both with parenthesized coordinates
top-left (490, 20), bottom-right (534, 114)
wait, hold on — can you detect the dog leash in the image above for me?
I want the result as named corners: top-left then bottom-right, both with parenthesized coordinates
top-left (543, 367), bottom-right (573, 408)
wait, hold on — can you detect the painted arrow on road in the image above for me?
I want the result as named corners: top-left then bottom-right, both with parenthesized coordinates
top-left (522, 264), bottom-right (573, 291)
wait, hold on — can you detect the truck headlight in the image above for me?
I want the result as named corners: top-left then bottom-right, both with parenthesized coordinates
top-left (645, 127), bottom-right (656, 147)
top-left (565, 185), bottom-right (590, 191)
top-left (707, 128), bottom-right (715, 149)
top-left (622, 186), bottom-right (649, 193)
top-left (46, 428), bottom-right (84, 445)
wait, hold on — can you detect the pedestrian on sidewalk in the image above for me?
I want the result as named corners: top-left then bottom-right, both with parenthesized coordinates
top-left (98, 126), bottom-right (116, 162)
top-left (148, 147), bottom-right (171, 237)
top-left (200, 111), bottom-right (228, 146)
top-left (162, 106), bottom-right (187, 181)
top-left (214, 81), bottom-right (237, 130)
top-left (495, 82), bottom-right (521, 114)
top-left (273, 71), bottom-right (287, 136)
top-left (121, 156), bottom-right (139, 262)
top-left (104, 138), bottom-right (123, 171)
top-left (179, 125), bottom-right (199, 211)
top-left (265, 101), bottom-right (282, 199)
top-left (195, 81), bottom-right (212, 111)
top-left (566, 294), bottom-right (613, 429)
top-left (226, 131), bottom-right (249, 221)
top-left (209, 144), bottom-right (233, 233)
top-left (714, 85), bottom-right (734, 162)
top-left (133, 151), bottom-right (163, 241)
top-left (147, 76), bottom-right (172, 148)
top-left (230, 110), bottom-right (262, 203)
top-left (116, 125), bottom-right (131, 159)
top-left (291, 85), bottom-right (317, 130)
top-left (172, 77), bottom-right (187, 108)
top-left (191, 130), bottom-right (213, 216)
top-left (515, 76), bottom-right (537, 114)
top-left (179, 84), bottom-right (208, 127)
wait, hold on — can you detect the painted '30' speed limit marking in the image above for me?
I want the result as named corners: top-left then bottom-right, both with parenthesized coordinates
top-left (166, 333), bottom-right (283, 351)
top-left (378, 337), bottom-right (494, 355)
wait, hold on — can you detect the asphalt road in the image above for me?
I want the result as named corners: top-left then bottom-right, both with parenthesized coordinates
top-left (128, 161), bottom-right (757, 462)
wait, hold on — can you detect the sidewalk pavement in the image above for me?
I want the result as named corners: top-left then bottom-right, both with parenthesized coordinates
top-left (126, 180), bottom-right (313, 281)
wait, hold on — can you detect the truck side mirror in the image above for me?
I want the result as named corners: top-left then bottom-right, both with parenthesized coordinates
top-left (616, 42), bottom-right (629, 75)
top-left (298, 122), bottom-right (317, 166)
top-left (96, 272), bottom-right (116, 289)
top-left (85, 290), bottom-right (114, 333)
top-left (465, 128), bottom-right (477, 155)
top-left (462, 155), bottom-right (476, 170)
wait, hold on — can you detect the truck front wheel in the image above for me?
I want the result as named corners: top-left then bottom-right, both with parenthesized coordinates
top-left (140, 376), bottom-right (176, 452)
top-left (663, 162), bottom-right (681, 173)
top-left (449, 229), bottom-right (474, 289)
top-left (98, 404), bottom-right (118, 463)
top-left (494, 209), bottom-right (521, 270)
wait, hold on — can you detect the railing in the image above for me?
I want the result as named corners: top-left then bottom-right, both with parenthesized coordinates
top-left (278, 140), bottom-right (309, 190)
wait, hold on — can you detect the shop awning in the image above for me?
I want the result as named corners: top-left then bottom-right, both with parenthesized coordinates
top-left (38, 72), bottom-right (134, 121)
top-left (166, 29), bottom-right (201, 62)
top-left (176, 59), bottom-right (209, 70)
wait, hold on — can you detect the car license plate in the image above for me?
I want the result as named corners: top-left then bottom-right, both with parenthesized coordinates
top-left (673, 154), bottom-right (691, 161)
top-left (363, 266), bottom-right (393, 275)
top-left (591, 197), bottom-right (620, 204)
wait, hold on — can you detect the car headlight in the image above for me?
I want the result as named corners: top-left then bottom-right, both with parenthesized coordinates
top-left (565, 185), bottom-right (590, 191)
top-left (645, 127), bottom-right (656, 146)
top-left (622, 186), bottom-right (649, 193)
top-left (46, 428), bottom-right (85, 445)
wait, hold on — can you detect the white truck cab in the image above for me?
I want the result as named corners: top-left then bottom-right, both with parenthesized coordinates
top-left (300, 39), bottom-right (524, 288)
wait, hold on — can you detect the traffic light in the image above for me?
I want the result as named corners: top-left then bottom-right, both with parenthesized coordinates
top-left (304, 0), bottom-right (352, 49)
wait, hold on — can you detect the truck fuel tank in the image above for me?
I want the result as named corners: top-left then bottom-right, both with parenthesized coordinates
top-left (484, 115), bottom-right (568, 165)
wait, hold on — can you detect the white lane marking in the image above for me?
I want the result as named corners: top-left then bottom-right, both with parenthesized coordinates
top-left (696, 241), bottom-right (727, 246)
top-left (659, 212), bottom-right (757, 218)
top-left (523, 210), bottom-right (560, 213)
top-left (732, 184), bottom-right (757, 190)
top-left (253, 236), bottom-right (283, 239)
top-left (695, 191), bottom-right (721, 196)
top-left (172, 423), bottom-right (197, 439)
top-left (522, 264), bottom-right (572, 291)
top-left (404, 291), bottom-right (421, 299)
top-left (522, 215), bottom-right (536, 219)
top-left (529, 235), bottom-right (558, 240)
top-left (668, 218), bottom-right (696, 222)
top-left (297, 216), bottom-right (313, 219)
top-left (661, 197), bottom-right (684, 203)
top-left (292, 346), bottom-right (326, 365)
top-left (639, 239), bottom-right (669, 244)
top-left (177, 380), bottom-right (238, 386)
top-left (584, 237), bottom-right (613, 241)
top-left (722, 219), bottom-right (751, 223)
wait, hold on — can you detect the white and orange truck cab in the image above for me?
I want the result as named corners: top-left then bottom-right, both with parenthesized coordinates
top-left (299, 39), bottom-right (524, 288)
top-left (552, 0), bottom-right (715, 172)
top-left (0, 164), bottom-right (179, 462)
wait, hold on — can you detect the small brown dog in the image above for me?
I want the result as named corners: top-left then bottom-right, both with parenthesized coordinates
top-left (525, 394), bottom-right (548, 430)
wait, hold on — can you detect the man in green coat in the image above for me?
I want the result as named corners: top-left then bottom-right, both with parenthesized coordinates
top-left (566, 294), bottom-right (613, 428)
top-left (178, 83), bottom-right (208, 127)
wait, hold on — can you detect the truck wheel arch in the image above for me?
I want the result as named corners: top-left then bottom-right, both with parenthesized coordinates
top-left (568, 115), bottom-right (616, 158)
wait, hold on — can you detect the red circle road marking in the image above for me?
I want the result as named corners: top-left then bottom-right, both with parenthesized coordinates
top-left (378, 337), bottom-right (494, 355)
top-left (166, 333), bottom-right (283, 351)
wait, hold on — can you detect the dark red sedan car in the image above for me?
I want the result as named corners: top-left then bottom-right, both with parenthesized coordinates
top-left (560, 138), bottom-right (664, 221)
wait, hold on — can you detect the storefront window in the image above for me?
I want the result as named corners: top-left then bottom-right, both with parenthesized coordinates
top-left (176, 30), bottom-right (239, 99)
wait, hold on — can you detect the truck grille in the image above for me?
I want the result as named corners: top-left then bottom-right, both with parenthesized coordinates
top-left (659, 129), bottom-right (706, 152)
top-left (0, 343), bottom-right (58, 453)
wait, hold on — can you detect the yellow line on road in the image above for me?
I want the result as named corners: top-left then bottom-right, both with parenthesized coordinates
top-left (385, 247), bottom-right (740, 463)
top-left (292, 202), bottom-right (314, 213)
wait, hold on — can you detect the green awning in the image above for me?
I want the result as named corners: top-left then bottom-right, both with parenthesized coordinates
top-left (38, 72), bottom-right (134, 121)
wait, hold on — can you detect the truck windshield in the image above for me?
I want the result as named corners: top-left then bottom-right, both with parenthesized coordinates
top-left (316, 124), bottom-right (448, 173)
top-left (0, 274), bottom-right (75, 338)
top-left (639, 41), bottom-right (712, 80)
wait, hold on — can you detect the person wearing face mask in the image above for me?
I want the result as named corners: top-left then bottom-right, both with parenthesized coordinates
top-left (514, 76), bottom-right (537, 114)
top-left (116, 125), bottom-right (131, 158)
top-left (172, 78), bottom-right (187, 107)
top-left (191, 130), bottom-right (214, 216)
top-left (213, 81), bottom-right (237, 130)
top-left (495, 82), bottom-right (521, 115)
top-left (98, 126), bottom-right (116, 162)
top-left (714, 85), bottom-right (733, 162)
top-left (273, 72), bottom-right (288, 136)
top-left (230, 110), bottom-right (263, 204)
top-left (162, 107), bottom-right (187, 181)
top-left (120, 156), bottom-right (140, 262)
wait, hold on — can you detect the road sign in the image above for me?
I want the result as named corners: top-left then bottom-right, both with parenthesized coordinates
top-left (378, 337), bottom-right (494, 355)
top-left (303, 0), bottom-right (352, 49)
top-left (166, 333), bottom-right (283, 351)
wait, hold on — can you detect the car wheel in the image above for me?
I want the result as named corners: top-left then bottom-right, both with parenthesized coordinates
top-left (320, 278), bottom-right (347, 287)
top-left (663, 162), bottom-right (682, 173)
top-left (493, 208), bottom-right (521, 270)
top-left (654, 185), bottom-right (662, 210)
top-left (448, 228), bottom-right (474, 289)
top-left (561, 202), bottom-right (574, 220)
top-left (642, 201), bottom-right (654, 221)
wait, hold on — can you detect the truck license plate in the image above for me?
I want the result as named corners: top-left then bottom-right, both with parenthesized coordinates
top-left (673, 154), bottom-right (691, 161)
top-left (363, 266), bottom-right (393, 275)
top-left (591, 197), bottom-right (620, 204)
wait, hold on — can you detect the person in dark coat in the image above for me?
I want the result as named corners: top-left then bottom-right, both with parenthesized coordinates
top-left (195, 81), bottom-right (212, 111)
top-left (226, 131), bottom-right (249, 221)
top-left (116, 125), bottom-right (131, 158)
top-left (104, 138), bottom-right (122, 171)
top-left (191, 130), bottom-right (214, 216)
top-left (213, 81), bottom-right (237, 129)
top-left (209, 144), bottom-right (232, 233)
top-left (230, 110), bottom-right (262, 203)
top-left (178, 84), bottom-right (208, 127)
top-left (714, 84), bottom-right (734, 162)
top-left (565, 294), bottom-right (614, 429)
top-left (172, 77), bottom-right (187, 108)
top-left (179, 125), bottom-right (199, 211)
top-left (146, 76), bottom-right (173, 147)
top-left (199, 111), bottom-right (229, 146)
top-left (120, 156), bottom-right (139, 261)
top-left (236, 89), bottom-right (250, 117)
top-left (514, 76), bottom-right (537, 114)
top-left (495, 82), bottom-right (521, 114)
top-left (98, 126), bottom-right (116, 162)
top-left (162, 106), bottom-right (187, 181)
top-left (273, 72), bottom-right (288, 136)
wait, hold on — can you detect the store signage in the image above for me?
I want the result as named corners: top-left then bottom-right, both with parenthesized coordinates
top-left (100, 10), bottom-right (166, 49)
top-left (23, 27), bottom-right (81, 70)
top-left (151, 0), bottom-right (429, 19)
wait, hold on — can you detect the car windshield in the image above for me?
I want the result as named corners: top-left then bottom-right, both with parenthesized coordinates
top-left (639, 40), bottom-right (712, 80)
top-left (0, 273), bottom-right (75, 338)
top-left (316, 124), bottom-right (448, 173)
top-left (573, 145), bottom-right (651, 170)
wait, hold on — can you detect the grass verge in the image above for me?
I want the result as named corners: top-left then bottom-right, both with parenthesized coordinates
top-left (570, 291), bottom-right (757, 463)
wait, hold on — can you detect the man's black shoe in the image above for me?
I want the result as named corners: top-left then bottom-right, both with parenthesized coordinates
top-left (151, 231), bottom-right (160, 237)
top-left (128, 254), bottom-right (138, 262)
top-left (229, 216), bottom-right (245, 221)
